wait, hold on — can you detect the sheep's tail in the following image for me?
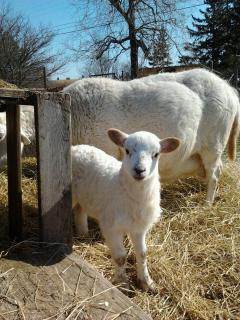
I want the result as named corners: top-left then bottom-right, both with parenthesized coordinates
top-left (228, 92), bottom-right (240, 161)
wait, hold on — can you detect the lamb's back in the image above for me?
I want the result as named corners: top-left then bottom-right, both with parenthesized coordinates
top-left (71, 145), bottom-right (121, 214)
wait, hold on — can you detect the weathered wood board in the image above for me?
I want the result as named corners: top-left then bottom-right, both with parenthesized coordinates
top-left (0, 244), bottom-right (152, 319)
top-left (0, 88), bottom-right (32, 100)
top-left (6, 103), bottom-right (23, 240)
top-left (34, 93), bottom-right (72, 248)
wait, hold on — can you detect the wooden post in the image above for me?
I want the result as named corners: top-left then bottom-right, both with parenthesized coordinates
top-left (34, 92), bottom-right (72, 250)
top-left (6, 103), bottom-right (23, 240)
top-left (43, 67), bottom-right (47, 89)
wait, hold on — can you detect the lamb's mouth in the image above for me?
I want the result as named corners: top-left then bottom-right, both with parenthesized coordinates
top-left (133, 175), bottom-right (145, 181)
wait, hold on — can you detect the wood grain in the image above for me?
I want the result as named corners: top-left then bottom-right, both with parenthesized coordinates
top-left (35, 92), bottom-right (72, 248)
top-left (0, 244), bottom-right (152, 319)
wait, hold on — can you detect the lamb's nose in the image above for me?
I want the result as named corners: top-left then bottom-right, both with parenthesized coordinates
top-left (135, 167), bottom-right (146, 175)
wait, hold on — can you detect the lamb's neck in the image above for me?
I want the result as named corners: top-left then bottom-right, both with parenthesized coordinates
top-left (119, 167), bottom-right (160, 204)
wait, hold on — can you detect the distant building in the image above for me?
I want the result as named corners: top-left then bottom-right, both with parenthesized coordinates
top-left (46, 79), bottom-right (78, 91)
top-left (138, 64), bottom-right (201, 78)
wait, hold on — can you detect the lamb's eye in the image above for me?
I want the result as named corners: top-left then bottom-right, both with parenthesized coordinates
top-left (154, 152), bottom-right (159, 158)
top-left (126, 149), bottom-right (129, 155)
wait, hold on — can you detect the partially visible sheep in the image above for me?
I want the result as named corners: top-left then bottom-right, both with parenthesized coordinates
top-left (0, 123), bottom-right (8, 167)
top-left (140, 68), bottom-right (240, 161)
top-left (72, 129), bottom-right (180, 291)
top-left (64, 69), bottom-right (240, 204)
top-left (0, 106), bottom-right (35, 168)
top-left (0, 123), bottom-right (6, 142)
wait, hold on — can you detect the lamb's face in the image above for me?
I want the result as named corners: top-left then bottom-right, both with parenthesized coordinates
top-left (123, 132), bottom-right (161, 181)
top-left (0, 124), bottom-right (6, 142)
top-left (108, 128), bottom-right (180, 182)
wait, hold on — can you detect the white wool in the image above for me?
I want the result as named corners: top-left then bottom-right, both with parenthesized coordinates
top-left (71, 130), bottom-right (179, 291)
top-left (64, 68), bottom-right (240, 203)
top-left (72, 145), bottom-right (160, 233)
top-left (0, 105), bottom-right (34, 168)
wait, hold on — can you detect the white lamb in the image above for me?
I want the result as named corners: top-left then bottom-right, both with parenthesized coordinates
top-left (64, 69), bottom-right (240, 204)
top-left (72, 128), bottom-right (180, 291)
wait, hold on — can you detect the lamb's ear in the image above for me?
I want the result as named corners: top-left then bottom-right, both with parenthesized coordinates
top-left (160, 137), bottom-right (180, 153)
top-left (21, 132), bottom-right (31, 145)
top-left (108, 128), bottom-right (128, 147)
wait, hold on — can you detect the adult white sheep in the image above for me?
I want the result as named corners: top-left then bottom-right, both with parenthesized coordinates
top-left (64, 70), bottom-right (240, 204)
top-left (72, 128), bottom-right (180, 291)
top-left (139, 68), bottom-right (240, 161)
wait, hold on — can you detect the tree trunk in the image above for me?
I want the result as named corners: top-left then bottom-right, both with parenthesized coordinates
top-left (129, 0), bottom-right (138, 79)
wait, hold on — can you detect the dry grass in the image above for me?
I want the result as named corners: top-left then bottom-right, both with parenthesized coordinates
top-left (0, 159), bottom-right (240, 319)
top-left (0, 158), bottom-right (38, 240)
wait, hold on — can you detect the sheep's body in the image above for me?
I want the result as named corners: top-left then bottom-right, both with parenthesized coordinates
top-left (0, 121), bottom-right (8, 166)
top-left (72, 129), bottom-right (179, 291)
top-left (139, 68), bottom-right (240, 161)
top-left (65, 69), bottom-right (240, 203)
top-left (0, 106), bottom-right (34, 167)
top-left (66, 79), bottom-right (203, 180)
top-left (0, 105), bottom-right (35, 168)
top-left (19, 105), bottom-right (35, 144)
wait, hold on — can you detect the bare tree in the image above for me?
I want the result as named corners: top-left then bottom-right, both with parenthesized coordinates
top-left (81, 35), bottom-right (113, 76)
top-left (71, 0), bottom-right (183, 79)
top-left (0, 4), bottom-right (65, 86)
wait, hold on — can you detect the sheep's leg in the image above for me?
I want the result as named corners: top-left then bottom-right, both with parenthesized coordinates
top-left (130, 232), bottom-right (156, 293)
top-left (206, 164), bottom-right (221, 204)
top-left (73, 204), bottom-right (88, 236)
top-left (201, 152), bottom-right (222, 204)
top-left (103, 231), bottom-right (128, 287)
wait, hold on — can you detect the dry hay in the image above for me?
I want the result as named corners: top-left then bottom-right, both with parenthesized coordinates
top-left (0, 79), bottom-right (18, 89)
top-left (0, 159), bottom-right (240, 319)
top-left (0, 158), bottom-right (38, 240)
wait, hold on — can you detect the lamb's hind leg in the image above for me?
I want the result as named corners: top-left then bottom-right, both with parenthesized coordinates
top-left (73, 203), bottom-right (88, 236)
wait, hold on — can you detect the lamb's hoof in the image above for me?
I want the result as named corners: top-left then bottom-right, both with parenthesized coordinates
top-left (75, 229), bottom-right (89, 238)
top-left (137, 278), bottom-right (157, 294)
top-left (204, 200), bottom-right (213, 207)
top-left (119, 281), bottom-right (130, 293)
top-left (113, 275), bottom-right (130, 292)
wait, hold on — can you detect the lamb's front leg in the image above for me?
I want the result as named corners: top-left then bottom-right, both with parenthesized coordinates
top-left (103, 230), bottom-right (128, 288)
top-left (130, 231), bottom-right (156, 293)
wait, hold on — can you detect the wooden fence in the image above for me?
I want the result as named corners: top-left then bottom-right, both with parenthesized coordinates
top-left (0, 88), bottom-right (72, 250)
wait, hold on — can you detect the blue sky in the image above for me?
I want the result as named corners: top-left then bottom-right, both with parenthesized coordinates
top-left (9, 0), bottom-right (205, 79)
top-left (10, 0), bottom-right (80, 78)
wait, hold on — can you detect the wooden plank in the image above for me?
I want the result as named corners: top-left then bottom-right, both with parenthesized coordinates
top-left (34, 92), bottom-right (72, 249)
top-left (6, 103), bottom-right (23, 239)
top-left (0, 88), bottom-right (32, 100)
top-left (0, 244), bottom-right (152, 319)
